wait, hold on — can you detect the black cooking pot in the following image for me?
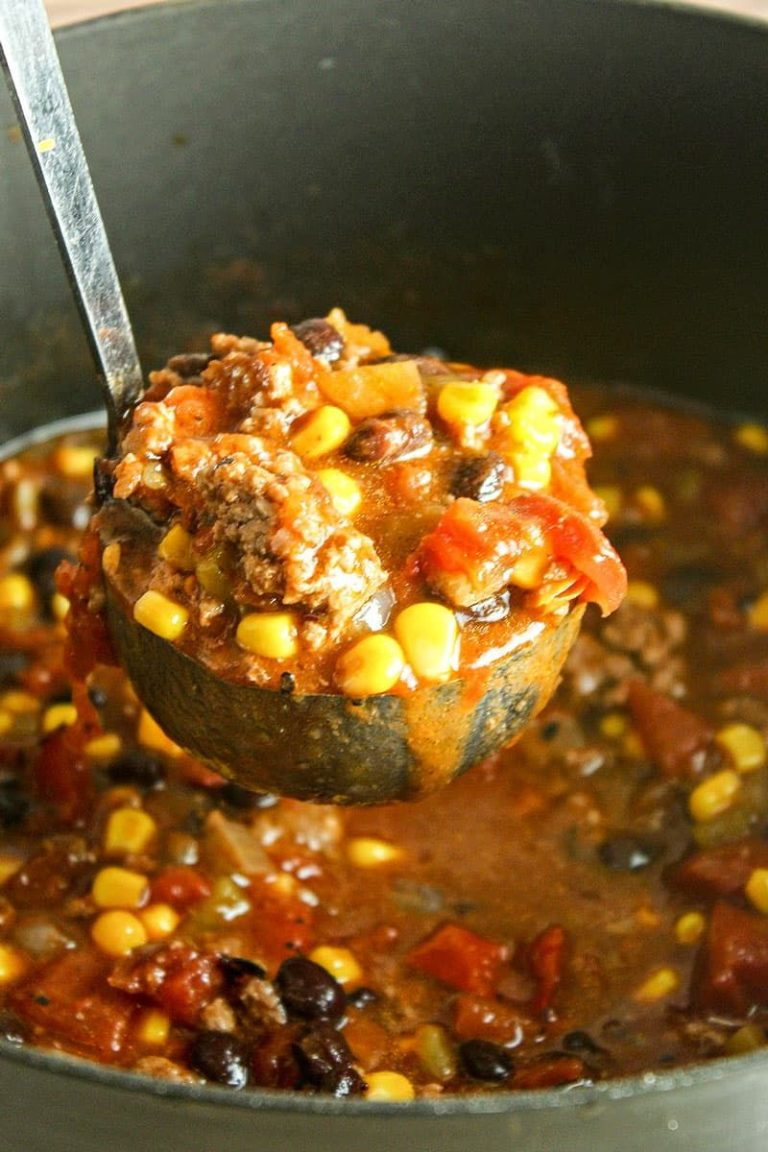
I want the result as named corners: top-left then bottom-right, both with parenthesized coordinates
top-left (1, 1), bottom-right (768, 1148)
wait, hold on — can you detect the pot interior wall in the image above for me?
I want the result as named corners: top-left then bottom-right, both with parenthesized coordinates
top-left (1, 0), bottom-right (767, 444)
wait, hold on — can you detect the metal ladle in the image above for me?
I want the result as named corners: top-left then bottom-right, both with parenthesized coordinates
top-left (0, 0), bottom-right (582, 804)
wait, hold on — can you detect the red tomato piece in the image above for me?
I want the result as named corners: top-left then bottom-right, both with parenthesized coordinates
top-left (150, 866), bottom-right (213, 909)
top-left (12, 952), bottom-right (135, 1059)
top-left (691, 901), bottom-right (768, 1016)
top-left (33, 725), bottom-right (93, 825)
top-left (528, 923), bottom-right (566, 1017)
top-left (627, 679), bottom-right (713, 779)
top-left (109, 942), bottom-right (222, 1026)
top-left (419, 493), bottom-right (626, 616)
top-left (407, 922), bottom-right (508, 997)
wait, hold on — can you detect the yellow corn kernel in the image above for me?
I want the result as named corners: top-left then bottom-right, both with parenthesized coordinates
top-left (292, 405), bottom-right (352, 459)
top-left (0, 944), bottom-right (26, 985)
top-left (316, 468), bottom-right (362, 517)
top-left (0, 855), bottom-right (22, 885)
top-left (101, 540), bottom-right (121, 576)
top-left (133, 590), bottom-right (189, 642)
top-left (54, 443), bottom-right (97, 480)
top-left (91, 909), bottom-right (148, 957)
top-left (497, 386), bottom-right (561, 451)
top-left (136, 1008), bottom-right (171, 1047)
top-left (508, 545), bottom-right (550, 590)
top-left (236, 611), bottom-right (299, 660)
top-left (600, 712), bottom-right (628, 740)
top-left (749, 591), bottom-right (768, 632)
top-left (437, 381), bottom-right (499, 429)
top-left (309, 945), bottom-right (363, 987)
top-left (92, 866), bottom-right (149, 910)
top-left (159, 523), bottom-right (196, 571)
top-left (0, 710), bottom-right (14, 738)
top-left (137, 708), bottom-right (182, 758)
top-left (745, 868), bottom-right (768, 914)
top-left (335, 634), bottom-right (405, 697)
top-left (725, 1024), bottom-right (766, 1055)
top-left (675, 911), bottom-right (706, 946)
top-left (267, 872), bottom-right (299, 899)
top-left (633, 966), bottom-right (680, 1004)
top-left (689, 769), bottom-right (742, 823)
top-left (140, 903), bottom-right (180, 941)
top-left (623, 729), bottom-right (645, 759)
top-left (1, 690), bottom-right (40, 715)
top-left (734, 422), bottom-right (768, 455)
top-left (365, 1071), bottom-right (416, 1102)
top-left (346, 837), bottom-right (404, 868)
top-left (104, 807), bottom-right (158, 856)
top-left (51, 592), bottom-right (70, 622)
top-left (84, 732), bottom-right (123, 761)
top-left (593, 484), bottom-right (623, 519)
top-left (586, 414), bottom-right (619, 442)
top-left (0, 573), bottom-right (35, 613)
top-left (394, 602), bottom-right (458, 683)
top-left (716, 723), bottom-right (767, 774)
top-left (625, 580), bottom-right (659, 610)
top-left (635, 485), bottom-right (666, 522)
top-left (41, 702), bottom-right (78, 735)
top-left (510, 452), bottom-right (552, 491)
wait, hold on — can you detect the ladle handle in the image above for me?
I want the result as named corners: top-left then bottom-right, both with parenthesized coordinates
top-left (0, 0), bottom-right (143, 449)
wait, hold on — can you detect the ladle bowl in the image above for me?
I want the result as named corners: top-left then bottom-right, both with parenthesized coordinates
top-left (1, 0), bottom-right (587, 804)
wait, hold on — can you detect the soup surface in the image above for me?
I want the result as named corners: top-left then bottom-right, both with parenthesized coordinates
top-left (0, 385), bottom-right (768, 1098)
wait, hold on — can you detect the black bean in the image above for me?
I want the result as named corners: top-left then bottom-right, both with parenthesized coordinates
top-left (218, 783), bottom-right (277, 811)
top-left (219, 955), bottom-right (268, 987)
top-left (291, 319), bottom-right (344, 364)
top-left (38, 483), bottom-right (83, 528)
top-left (189, 1030), bottom-right (250, 1088)
top-left (106, 748), bottom-right (166, 790)
top-left (457, 591), bottom-right (510, 625)
top-left (0, 783), bottom-right (29, 829)
top-left (597, 832), bottom-right (661, 872)
top-left (280, 671), bottom-right (296, 695)
top-left (167, 351), bottom-right (215, 378)
top-left (0, 1009), bottom-right (29, 1045)
top-left (561, 1030), bottom-right (603, 1055)
top-left (275, 956), bottom-right (347, 1022)
top-left (293, 1024), bottom-right (366, 1096)
top-left (451, 452), bottom-right (506, 503)
top-left (459, 1038), bottom-right (514, 1082)
top-left (0, 650), bottom-right (29, 688)
top-left (344, 409), bottom-right (432, 464)
top-left (24, 548), bottom-right (74, 613)
top-left (346, 987), bottom-right (378, 1009)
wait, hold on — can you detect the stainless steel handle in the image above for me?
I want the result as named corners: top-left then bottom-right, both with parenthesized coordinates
top-left (0, 0), bottom-right (143, 448)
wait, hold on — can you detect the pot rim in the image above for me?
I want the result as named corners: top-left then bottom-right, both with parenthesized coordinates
top-left (4, 0), bottom-right (768, 1119)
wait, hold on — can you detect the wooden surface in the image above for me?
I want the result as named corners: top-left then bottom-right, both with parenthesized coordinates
top-left (43, 0), bottom-right (768, 24)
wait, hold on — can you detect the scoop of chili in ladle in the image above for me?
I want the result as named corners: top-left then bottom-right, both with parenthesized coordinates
top-left (0, 0), bottom-right (624, 805)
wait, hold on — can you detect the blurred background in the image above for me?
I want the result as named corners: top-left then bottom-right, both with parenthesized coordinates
top-left (42, 0), bottom-right (768, 23)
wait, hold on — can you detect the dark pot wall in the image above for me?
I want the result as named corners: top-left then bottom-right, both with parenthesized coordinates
top-left (1, 1), bottom-right (768, 1149)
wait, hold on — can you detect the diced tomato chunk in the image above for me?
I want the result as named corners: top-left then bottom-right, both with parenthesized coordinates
top-left (109, 942), bottom-right (222, 1026)
top-left (513, 1055), bottom-right (586, 1089)
top-left (627, 680), bottom-right (713, 779)
top-left (407, 922), bottom-right (508, 997)
top-left (453, 994), bottom-right (531, 1043)
top-left (669, 838), bottom-right (768, 901)
top-left (248, 876), bottom-right (315, 969)
top-left (33, 725), bottom-right (93, 825)
top-left (528, 923), bottom-right (566, 1016)
top-left (150, 866), bottom-right (212, 909)
top-left (691, 901), bottom-right (768, 1016)
top-left (12, 952), bottom-right (134, 1059)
